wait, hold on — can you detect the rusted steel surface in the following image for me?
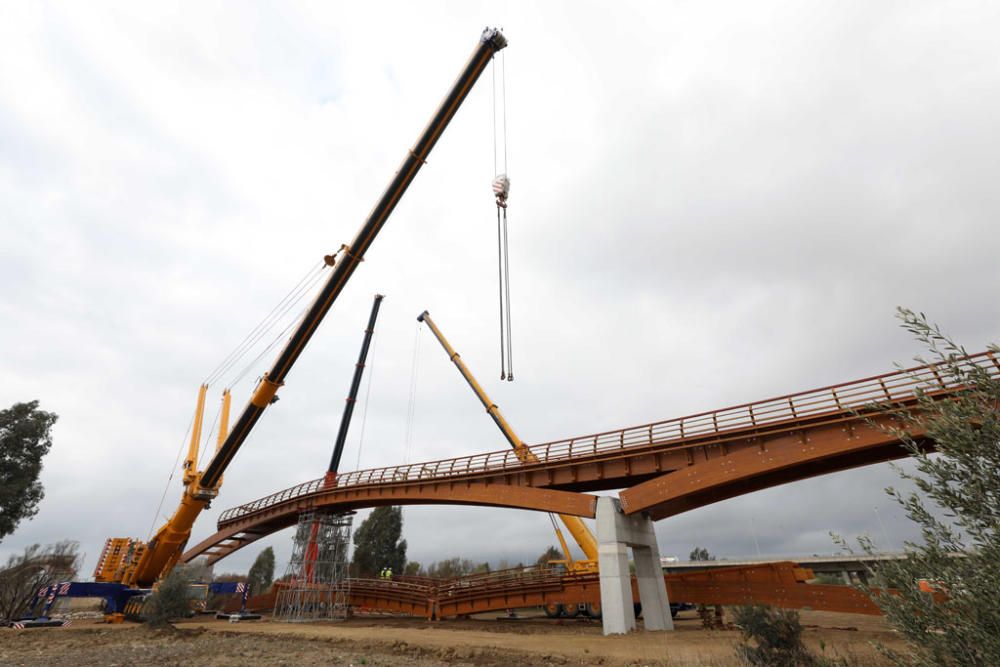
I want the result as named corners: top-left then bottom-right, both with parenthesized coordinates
top-left (329, 578), bottom-right (435, 618)
top-left (664, 561), bottom-right (881, 615)
top-left (184, 486), bottom-right (597, 566)
top-left (218, 352), bottom-right (994, 521)
top-left (434, 567), bottom-right (585, 618)
top-left (221, 563), bottom-right (880, 618)
top-left (222, 579), bottom-right (435, 617)
top-left (432, 562), bottom-right (881, 618)
top-left (619, 412), bottom-right (928, 519)
top-left (185, 353), bottom-right (994, 566)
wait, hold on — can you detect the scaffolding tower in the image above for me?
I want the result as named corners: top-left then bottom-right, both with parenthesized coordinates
top-left (274, 510), bottom-right (353, 622)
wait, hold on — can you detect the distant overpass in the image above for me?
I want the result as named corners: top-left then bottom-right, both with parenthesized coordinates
top-left (662, 552), bottom-right (962, 584)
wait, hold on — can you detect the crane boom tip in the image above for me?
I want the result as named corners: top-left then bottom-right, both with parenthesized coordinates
top-left (481, 27), bottom-right (507, 51)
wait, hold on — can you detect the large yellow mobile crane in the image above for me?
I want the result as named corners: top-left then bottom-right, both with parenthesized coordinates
top-left (417, 310), bottom-right (602, 617)
top-left (23, 29), bottom-right (508, 625)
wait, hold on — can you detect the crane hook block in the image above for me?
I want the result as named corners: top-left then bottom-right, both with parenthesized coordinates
top-left (493, 174), bottom-right (510, 208)
top-left (250, 374), bottom-right (284, 408)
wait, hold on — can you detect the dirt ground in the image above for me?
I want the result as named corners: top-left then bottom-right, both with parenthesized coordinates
top-left (0, 609), bottom-right (907, 666)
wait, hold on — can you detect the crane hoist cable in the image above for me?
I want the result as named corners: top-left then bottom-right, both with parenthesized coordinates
top-left (226, 301), bottom-right (312, 390)
top-left (354, 316), bottom-right (381, 471)
top-left (402, 321), bottom-right (424, 465)
top-left (222, 246), bottom-right (348, 391)
top-left (203, 259), bottom-right (326, 386)
top-left (197, 400), bottom-right (225, 471)
top-left (213, 265), bottom-right (331, 388)
top-left (492, 51), bottom-right (514, 381)
top-left (205, 244), bottom-right (348, 389)
top-left (146, 412), bottom-right (196, 541)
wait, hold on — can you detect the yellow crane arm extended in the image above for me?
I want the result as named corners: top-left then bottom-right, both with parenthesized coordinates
top-left (95, 29), bottom-right (508, 589)
top-left (132, 388), bottom-right (232, 586)
top-left (417, 311), bottom-right (599, 564)
top-left (96, 387), bottom-right (231, 586)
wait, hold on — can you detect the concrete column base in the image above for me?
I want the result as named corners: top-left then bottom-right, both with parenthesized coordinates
top-left (597, 542), bottom-right (636, 634)
top-left (596, 496), bottom-right (673, 635)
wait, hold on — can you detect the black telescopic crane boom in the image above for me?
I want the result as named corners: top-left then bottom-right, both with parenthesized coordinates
top-left (199, 28), bottom-right (508, 490)
top-left (328, 293), bottom-right (384, 475)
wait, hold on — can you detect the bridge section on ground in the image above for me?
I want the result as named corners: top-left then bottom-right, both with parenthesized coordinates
top-left (183, 352), bottom-right (998, 566)
top-left (222, 562), bottom-right (881, 618)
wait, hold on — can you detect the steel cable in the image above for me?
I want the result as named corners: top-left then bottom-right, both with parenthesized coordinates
top-left (146, 411), bottom-right (196, 541)
top-left (354, 322), bottom-right (381, 472)
top-left (502, 207), bottom-right (513, 381)
top-left (403, 323), bottom-right (423, 465)
top-left (220, 263), bottom-right (330, 390)
top-left (204, 260), bottom-right (326, 386)
top-left (197, 398), bottom-right (224, 471)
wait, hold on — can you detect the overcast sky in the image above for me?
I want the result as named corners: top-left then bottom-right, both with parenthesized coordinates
top-left (2, 1), bottom-right (999, 577)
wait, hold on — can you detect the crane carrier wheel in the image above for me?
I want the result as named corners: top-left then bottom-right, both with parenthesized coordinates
top-left (543, 601), bottom-right (590, 618)
top-left (543, 602), bottom-right (564, 618)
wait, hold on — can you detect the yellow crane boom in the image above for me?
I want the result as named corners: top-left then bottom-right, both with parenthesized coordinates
top-left (94, 29), bottom-right (508, 589)
top-left (417, 310), bottom-right (599, 567)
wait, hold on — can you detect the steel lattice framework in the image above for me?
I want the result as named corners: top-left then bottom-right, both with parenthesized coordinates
top-left (273, 510), bottom-right (353, 623)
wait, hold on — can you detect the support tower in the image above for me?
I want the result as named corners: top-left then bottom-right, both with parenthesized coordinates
top-left (274, 510), bottom-right (354, 622)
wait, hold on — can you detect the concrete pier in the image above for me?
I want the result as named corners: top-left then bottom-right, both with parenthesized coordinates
top-left (595, 496), bottom-right (673, 635)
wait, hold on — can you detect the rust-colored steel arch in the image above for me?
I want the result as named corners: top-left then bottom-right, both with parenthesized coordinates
top-left (185, 483), bottom-right (596, 566)
top-left (183, 353), bottom-right (997, 567)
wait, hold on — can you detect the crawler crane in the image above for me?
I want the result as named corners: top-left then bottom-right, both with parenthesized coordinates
top-left (16, 28), bottom-right (508, 627)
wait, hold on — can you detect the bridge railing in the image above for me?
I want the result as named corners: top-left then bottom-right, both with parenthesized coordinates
top-left (218, 352), bottom-right (999, 525)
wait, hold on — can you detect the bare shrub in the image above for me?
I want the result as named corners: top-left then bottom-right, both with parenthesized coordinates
top-left (733, 604), bottom-right (816, 667)
top-left (0, 541), bottom-right (78, 621)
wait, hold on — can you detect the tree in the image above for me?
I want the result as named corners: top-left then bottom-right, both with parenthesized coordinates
top-left (426, 557), bottom-right (476, 579)
top-left (174, 558), bottom-right (213, 583)
top-left (848, 310), bottom-right (1000, 666)
top-left (351, 506), bottom-right (406, 577)
top-left (689, 546), bottom-right (715, 561)
top-left (535, 545), bottom-right (563, 568)
top-left (246, 546), bottom-right (275, 594)
top-left (144, 568), bottom-right (192, 627)
top-left (732, 605), bottom-right (817, 667)
top-left (0, 541), bottom-right (78, 621)
top-left (0, 401), bottom-right (57, 541)
top-left (404, 561), bottom-right (422, 576)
